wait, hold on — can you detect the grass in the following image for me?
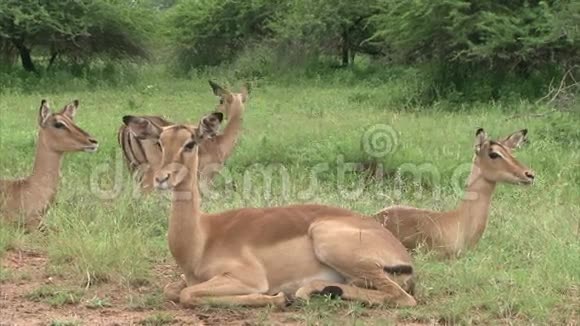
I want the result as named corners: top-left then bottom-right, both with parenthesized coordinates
top-left (85, 295), bottom-right (113, 309)
top-left (0, 74), bottom-right (579, 325)
top-left (139, 313), bottom-right (175, 326)
top-left (49, 321), bottom-right (81, 326)
top-left (25, 285), bottom-right (84, 307)
top-left (127, 291), bottom-right (166, 311)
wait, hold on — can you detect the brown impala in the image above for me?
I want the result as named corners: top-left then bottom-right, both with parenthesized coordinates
top-left (0, 100), bottom-right (98, 230)
top-left (124, 111), bottom-right (417, 308)
top-left (375, 128), bottom-right (535, 258)
top-left (118, 81), bottom-right (249, 192)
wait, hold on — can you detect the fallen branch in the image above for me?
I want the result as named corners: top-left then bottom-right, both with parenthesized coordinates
top-left (535, 66), bottom-right (579, 106)
top-left (506, 66), bottom-right (579, 121)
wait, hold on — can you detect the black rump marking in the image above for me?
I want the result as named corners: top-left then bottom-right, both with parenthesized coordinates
top-left (383, 265), bottom-right (413, 275)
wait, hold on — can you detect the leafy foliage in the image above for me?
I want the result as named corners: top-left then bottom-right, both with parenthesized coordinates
top-left (0, 0), bottom-right (157, 72)
top-left (1, 0), bottom-right (579, 102)
top-left (166, 0), bottom-right (282, 71)
top-left (270, 0), bottom-right (380, 66)
top-left (370, 0), bottom-right (580, 69)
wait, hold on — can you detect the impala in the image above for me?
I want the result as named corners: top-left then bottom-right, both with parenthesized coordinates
top-left (375, 128), bottom-right (534, 257)
top-left (118, 81), bottom-right (249, 191)
top-left (0, 100), bottom-right (98, 230)
top-left (124, 111), bottom-right (417, 308)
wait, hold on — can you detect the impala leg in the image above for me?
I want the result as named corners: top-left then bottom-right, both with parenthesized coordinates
top-left (348, 273), bottom-right (416, 307)
top-left (178, 275), bottom-right (285, 308)
top-left (296, 280), bottom-right (388, 305)
top-left (309, 220), bottom-right (417, 307)
top-left (316, 255), bottom-right (416, 307)
top-left (163, 276), bottom-right (187, 303)
top-left (192, 292), bottom-right (286, 307)
top-left (296, 279), bottom-right (416, 307)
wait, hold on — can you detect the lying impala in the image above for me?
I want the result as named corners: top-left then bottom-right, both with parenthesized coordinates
top-left (375, 128), bottom-right (534, 257)
top-left (123, 109), bottom-right (416, 308)
top-left (0, 100), bottom-right (98, 230)
top-left (118, 81), bottom-right (249, 192)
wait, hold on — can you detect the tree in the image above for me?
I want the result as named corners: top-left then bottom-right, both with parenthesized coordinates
top-left (369, 0), bottom-right (580, 70)
top-left (0, 0), bottom-right (156, 73)
top-left (270, 0), bottom-right (380, 66)
top-left (166, 0), bottom-right (282, 71)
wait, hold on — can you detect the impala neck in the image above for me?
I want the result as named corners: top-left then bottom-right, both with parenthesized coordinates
top-left (168, 154), bottom-right (203, 267)
top-left (455, 156), bottom-right (496, 247)
top-left (219, 100), bottom-right (244, 158)
top-left (29, 131), bottom-right (63, 195)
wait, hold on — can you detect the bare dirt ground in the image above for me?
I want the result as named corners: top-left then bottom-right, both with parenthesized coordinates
top-left (1, 250), bottom-right (426, 326)
top-left (0, 250), bottom-right (293, 326)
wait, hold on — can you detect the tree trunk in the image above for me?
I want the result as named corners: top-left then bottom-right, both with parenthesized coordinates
top-left (12, 39), bottom-right (36, 73)
top-left (47, 51), bottom-right (59, 71)
top-left (341, 29), bottom-right (350, 67)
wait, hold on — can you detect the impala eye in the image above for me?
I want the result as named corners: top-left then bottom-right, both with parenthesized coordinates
top-left (184, 141), bottom-right (196, 151)
top-left (219, 98), bottom-right (224, 105)
top-left (489, 152), bottom-right (501, 159)
top-left (53, 121), bottom-right (65, 129)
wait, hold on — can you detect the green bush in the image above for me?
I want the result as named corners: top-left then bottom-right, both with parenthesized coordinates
top-left (370, 0), bottom-right (580, 68)
top-left (0, 0), bottom-right (157, 73)
top-left (0, 61), bottom-right (146, 93)
top-left (166, 0), bottom-right (282, 73)
top-left (366, 0), bottom-right (580, 102)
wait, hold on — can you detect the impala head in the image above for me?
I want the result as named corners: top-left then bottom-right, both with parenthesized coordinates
top-left (474, 128), bottom-right (534, 185)
top-left (123, 112), bottom-right (223, 190)
top-left (37, 100), bottom-right (98, 153)
top-left (209, 80), bottom-right (250, 118)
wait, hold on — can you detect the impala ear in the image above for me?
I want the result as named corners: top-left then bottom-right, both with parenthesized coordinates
top-left (209, 80), bottom-right (228, 97)
top-left (60, 100), bottom-right (79, 119)
top-left (209, 80), bottom-right (233, 102)
top-left (123, 115), bottom-right (162, 140)
top-left (474, 128), bottom-right (488, 154)
top-left (197, 112), bottom-right (224, 139)
top-left (500, 129), bottom-right (528, 150)
top-left (240, 83), bottom-right (250, 103)
top-left (38, 99), bottom-right (52, 127)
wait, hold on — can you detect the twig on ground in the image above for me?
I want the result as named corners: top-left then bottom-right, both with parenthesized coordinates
top-left (506, 66), bottom-right (578, 121)
top-left (85, 270), bottom-right (92, 290)
top-left (535, 66), bottom-right (579, 106)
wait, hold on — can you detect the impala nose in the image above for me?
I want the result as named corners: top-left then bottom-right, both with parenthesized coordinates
top-left (155, 174), bottom-right (170, 188)
top-left (525, 171), bottom-right (535, 180)
top-left (89, 138), bottom-right (98, 144)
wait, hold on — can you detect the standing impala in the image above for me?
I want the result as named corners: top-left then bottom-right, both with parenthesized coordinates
top-left (124, 112), bottom-right (417, 308)
top-left (0, 100), bottom-right (98, 230)
top-left (375, 128), bottom-right (535, 257)
top-left (118, 80), bottom-right (249, 192)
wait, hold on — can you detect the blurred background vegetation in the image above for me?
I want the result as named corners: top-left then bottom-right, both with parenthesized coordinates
top-left (0, 0), bottom-right (579, 105)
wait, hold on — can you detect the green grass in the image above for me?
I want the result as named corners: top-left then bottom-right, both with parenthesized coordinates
top-left (139, 313), bottom-right (175, 326)
top-left (25, 285), bottom-right (84, 307)
top-left (127, 291), bottom-right (166, 311)
top-left (0, 75), bottom-right (579, 325)
top-left (49, 321), bottom-right (81, 326)
top-left (85, 295), bottom-right (113, 309)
